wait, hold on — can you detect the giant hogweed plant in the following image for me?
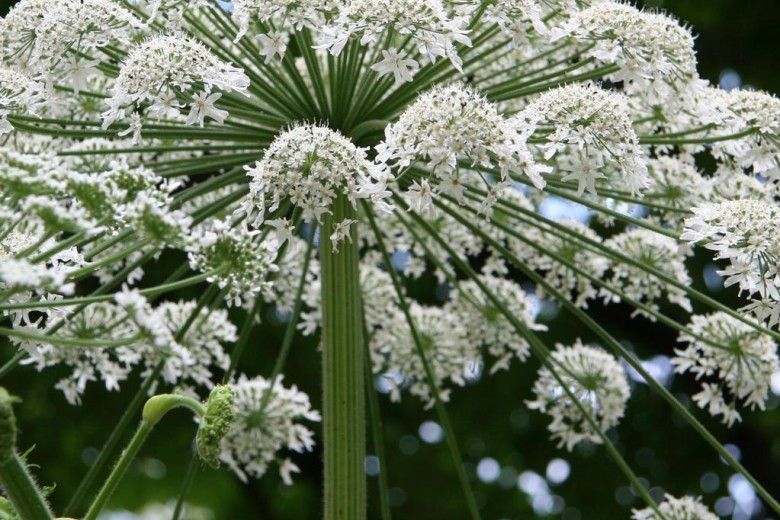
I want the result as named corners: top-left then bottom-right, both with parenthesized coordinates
top-left (0, 0), bottom-right (778, 518)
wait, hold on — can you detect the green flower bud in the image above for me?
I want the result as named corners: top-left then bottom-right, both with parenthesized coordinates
top-left (196, 385), bottom-right (234, 468)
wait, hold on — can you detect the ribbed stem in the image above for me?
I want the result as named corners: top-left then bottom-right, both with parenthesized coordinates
top-left (321, 195), bottom-right (366, 520)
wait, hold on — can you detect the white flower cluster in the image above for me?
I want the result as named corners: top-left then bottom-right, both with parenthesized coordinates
top-left (0, 66), bottom-right (46, 134)
top-left (187, 219), bottom-right (279, 307)
top-left (0, 258), bottom-right (74, 296)
top-left (16, 295), bottom-right (236, 404)
top-left (682, 199), bottom-right (780, 326)
top-left (527, 340), bottom-right (630, 450)
top-left (242, 124), bottom-right (392, 227)
top-left (484, 0), bottom-right (601, 47)
top-left (104, 34), bottom-right (250, 141)
top-left (560, 2), bottom-right (698, 102)
top-left (521, 83), bottom-right (648, 196)
top-left (371, 302), bottom-right (479, 406)
top-left (378, 84), bottom-right (547, 214)
top-left (601, 229), bottom-right (692, 317)
top-left (231, 0), bottom-right (334, 43)
top-left (219, 374), bottom-right (321, 484)
top-left (632, 494), bottom-right (717, 520)
top-left (319, 0), bottom-right (471, 82)
top-left (0, 0), bottom-right (144, 89)
top-left (673, 312), bottom-right (779, 426)
top-left (448, 275), bottom-right (545, 374)
top-left (522, 219), bottom-right (608, 308)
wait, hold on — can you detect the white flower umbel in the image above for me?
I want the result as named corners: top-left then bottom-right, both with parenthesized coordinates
top-left (562, 3), bottom-right (698, 102)
top-left (187, 219), bottom-right (279, 307)
top-left (372, 303), bottom-right (479, 406)
top-left (378, 84), bottom-right (548, 213)
top-left (104, 34), bottom-right (250, 135)
top-left (673, 312), bottom-right (779, 426)
top-left (682, 199), bottom-right (780, 326)
top-left (527, 340), bottom-right (630, 450)
top-left (219, 374), bottom-right (321, 483)
top-left (519, 83), bottom-right (648, 196)
top-left (0, 0), bottom-right (141, 84)
top-left (319, 0), bottom-right (471, 75)
top-left (230, 0), bottom-right (334, 42)
top-left (0, 258), bottom-right (74, 295)
top-left (523, 219), bottom-right (609, 308)
top-left (0, 67), bottom-right (46, 134)
top-left (601, 228), bottom-right (692, 317)
top-left (242, 124), bottom-right (392, 227)
top-left (447, 275), bottom-right (545, 374)
top-left (632, 494), bottom-right (717, 520)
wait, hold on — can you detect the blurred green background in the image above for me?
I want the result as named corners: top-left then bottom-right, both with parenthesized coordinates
top-left (1, 1), bottom-right (779, 519)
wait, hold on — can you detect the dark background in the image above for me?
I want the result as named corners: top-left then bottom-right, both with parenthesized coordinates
top-left (1, 0), bottom-right (779, 518)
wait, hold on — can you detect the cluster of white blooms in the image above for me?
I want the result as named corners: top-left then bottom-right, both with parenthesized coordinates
top-left (673, 312), bottom-right (779, 426)
top-left (0, 0), bottom-right (143, 88)
top-left (601, 229), bottom-right (692, 317)
top-left (721, 90), bottom-right (780, 180)
top-left (632, 494), bottom-right (717, 520)
top-left (187, 219), bottom-right (279, 307)
top-left (0, 67), bottom-right (46, 134)
top-left (522, 219), bottom-right (608, 308)
top-left (16, 297), bottom-right (235, 404)
top-left (644, 156), bottom-right (710, 228)
top-left (682, 200), bottom-right (780, 326)
top-left (319, 0), bottom-right (471, 82)
top-left (484, 0), bottom-right (601, 47)
top-left (527, 340), bottom-right (630, 450)
top-left (104, 34), bottom-right (250, 140)
top-left (0, 258), bottom-right (75, 295)
top-left (447, 275), bottom-right (544, 373)
top-left (372, 303), bottom-right (478, 406)
top-left (231, 0), bottom-right (334, 43)
top-left (560, 2), bottom-right (698, 102)
top-left (242, 124), bottom-right (392, 228)
top-left (219, 374), bottom-right (321, 483)
top-left (378, 84), bottom-right (547, 214)
top-left (520, 83), bottom-right (648, 196)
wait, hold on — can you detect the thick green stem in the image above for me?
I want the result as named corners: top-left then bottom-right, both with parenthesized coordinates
top-left (0, 454), bottom-right (54, 520)
top-left (321, 196), bottom-right (366, 520)
top-left (0, 388), bottom-right (53, 519)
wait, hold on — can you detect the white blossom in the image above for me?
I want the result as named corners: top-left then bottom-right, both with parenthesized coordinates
top-left (519, 83), bottom-right (648, 196)
top-left (187, 219), bottom-right (279, 307)
top-left (632, 494), bottom-right (717, 520)
top-left (682, 199), bottom-right (780, 326)
top-left (241, 124), bottom-right (392, 227)
top-left (527, 340), bottom-right (630, 450)
top-left (219, 374), bottom-right (321, 483)
top-left (673, 312), bottom-right (778, 426)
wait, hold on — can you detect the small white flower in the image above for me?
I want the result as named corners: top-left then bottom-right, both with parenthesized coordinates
top-left (186, 92), bottom-right (229, 127)
top-left (257, 32), bottom-right (289, 62)
top-left (371, 50), bottom-right (420, 86)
